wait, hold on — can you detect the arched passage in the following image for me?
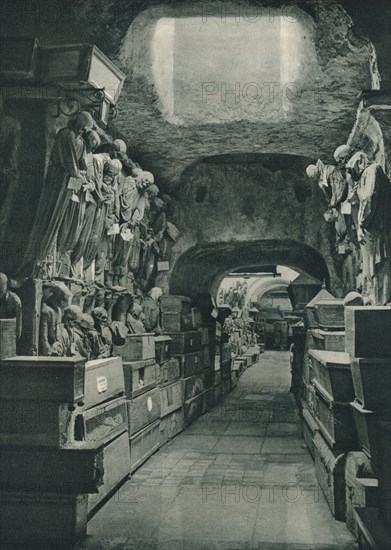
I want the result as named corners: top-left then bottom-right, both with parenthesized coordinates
top-left (169, 239), bottom-right (329, 299)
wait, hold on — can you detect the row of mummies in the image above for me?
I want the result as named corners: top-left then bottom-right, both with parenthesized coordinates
top-left (306, 145), bottom-right (391, 305)
top-left (17, 111), bottom-right (179, 357)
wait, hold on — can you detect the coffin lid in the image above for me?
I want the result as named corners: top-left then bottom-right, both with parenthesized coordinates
top-left (305, 288), bottom-right (335, 309)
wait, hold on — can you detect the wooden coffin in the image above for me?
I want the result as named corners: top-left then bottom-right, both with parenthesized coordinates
top-left (113, 333), bottom-right (155, 362)
top-left (182, 372), bottom-right (208, 401)
top-left (127, 387), bottom-right (161, 436)
top-left (41, 43), bottom-right (125, 104)
top-left (354, 507), bottom-right (391, 550)
top-left (157, 357), bottom-right (180, 387)
top-left (84, 357), bottom-right (125, 410)
top-left (350, 401), bottom-right (389, 461)
top-left (374, 421), bottom-right (391, 531)
top-left (0, 400), bottom-right (77, 447)
top-left (161, 295), bottom-right (191, 314)
top-left (191, 307), bottom-right (202, 328)
top-left (159, 408), bottom-right (184, 447)
top-left (0, 441), bottom-right (104, 493)
top-left (160, 380), bottom-right (183, 417)
top-left (198, 327), bottom-right (209, 345)
top-left (233, 359), bottom-right (245, 376)
top-left (311, 329), bottom-right (345, 352)
top-left (345, 306), bottom-right (391, 358)
top-left (302, 406), bottom-right (319, 460)
top-left (183, 393), bottom-right (205, 426)
top-left (314, 299), bottom-right (345, 330)
top-left (0, 356), bottom-right (85, 405)
top-left (87, 430), bottom-right (130, 516)
top-left (83, 396), bottom-right (128, 444)
top-left (0, 319), bottom-right (16, 359)
top-left (345, 451), bottom-right (378, 538)
top-left (129, 419), bottom-right (160, 472)
top-left (350, 357), bottom-right (391, 412)
top-left (0, 37), bottom-right (41, 82)
top-left (176, 351), bottom-right (204, 378)
top-left (313, 431), bottom-right (346, 520)
top-left (161, 312), bottom-right (192, 332)
top-left (309, 350), bottom-right (354, 402)
top-left (123, 359), bottom-right (157, 399)
top-left (168, 331), bottom-right (202, 354)
top-left (0, 491), bottom-right (88, 547)
top-left (154, 334), bottom-right (171, 364)
top-left (314, 381), bottom-right (357, 449)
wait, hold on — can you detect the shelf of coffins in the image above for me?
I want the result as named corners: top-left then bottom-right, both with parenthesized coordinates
top-left (0, 355), bottom-right (131, 545)
top-left (344, 306), bottom-right (391, 540)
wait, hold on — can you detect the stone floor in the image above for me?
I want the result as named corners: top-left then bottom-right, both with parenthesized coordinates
top-left (80, 352), bottom-right (357, 550)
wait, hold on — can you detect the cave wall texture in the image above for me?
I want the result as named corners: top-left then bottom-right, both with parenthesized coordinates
top-left (1, 0), bottom-right (390, 296)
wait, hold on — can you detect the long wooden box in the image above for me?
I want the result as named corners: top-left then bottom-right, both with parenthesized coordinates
top-left (309, 350), bottom-right (354, 403)
top-left (87, 430), bottom-right (130, 516)
top-left (311, 329), bottom-right (345, 352)
top-left (350, 357), bottom-right (391, 412)
top-left (345, 306), bottom-right (391, 358)
top-left (159, 409), bottom-right (184, 447)
top-left (0, 356), bottom-right (85, 405)
top-left (161, 312), bottom-right (192, 332)
top-left (183, 393), bottom-right (205, 426)
top-left (345, 451), bottom-right (378, 538)
top-left (168, 331), bottom-right (202, 354)
top-left (0, 319), bottom-right (16, 359)
top-left (83, 396), bottom-right (128, 444)
top-left (0, 37), bottom-right (41, 82)
top-left (129, 419), bottom-right (160, 473)
top-left (314, 300), bottom-right (345, 330)
top-left (350, 401), bottom-right (389, 460)
top-left (176, 351), bottom-right (204, 377)
top-left (154, 334), bottom-right (171, 364)
top-left (157, 357), bottom-right (180, 387)
top-left (41, 43), bottom-right (125, 104)
top-left (0, 442), bottom-right (104, 493)
top-left (84, 357), bottom-right (125, 410)
top-left (113, 333), bottom-right (155, 362)
top-left (302, 406), bottom-right (319, 459)
top-left (198, 327), bottom-right (209, 345)
top-left (127, 387), bottom-right (161, 436)
top-left (314, 381), bottom-right (357, 449)
top-left (0, 400), bottom-right (76, 447)
top-left (313, 431), bottom-right (346, 520)
top-left (182, 372), bottom-right (208, 402)
top-left (123, 359), bottom-right (157, 398)
top-left (161, 295), bottom-right (191, 314)
top-left (0, 492), bottom-right (88, 547)
top-left (160, 380), bottom-right (183, 417)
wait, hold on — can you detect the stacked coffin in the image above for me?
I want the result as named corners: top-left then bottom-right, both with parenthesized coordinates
top-left (114, 334), bottom-right (160, 473)
top-left (345, 306), bottom-right (391, 542)
top-left (304, 299), bottom-right (355, 521)
top-left (0, 356), bottom-right (118, 547)
top-left (161, 295), bottom-right (207, 427)
top-left (156, 335), bottom-right (184, 446)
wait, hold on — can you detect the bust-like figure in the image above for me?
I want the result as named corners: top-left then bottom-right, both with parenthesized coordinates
top-left (0, 272), bottom-right (22, 340)
top-left (39, 282), bottom-right (71, 356)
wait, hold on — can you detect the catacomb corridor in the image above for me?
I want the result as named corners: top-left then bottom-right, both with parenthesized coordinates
top-left (1, 0), bottom-right (391, 549)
